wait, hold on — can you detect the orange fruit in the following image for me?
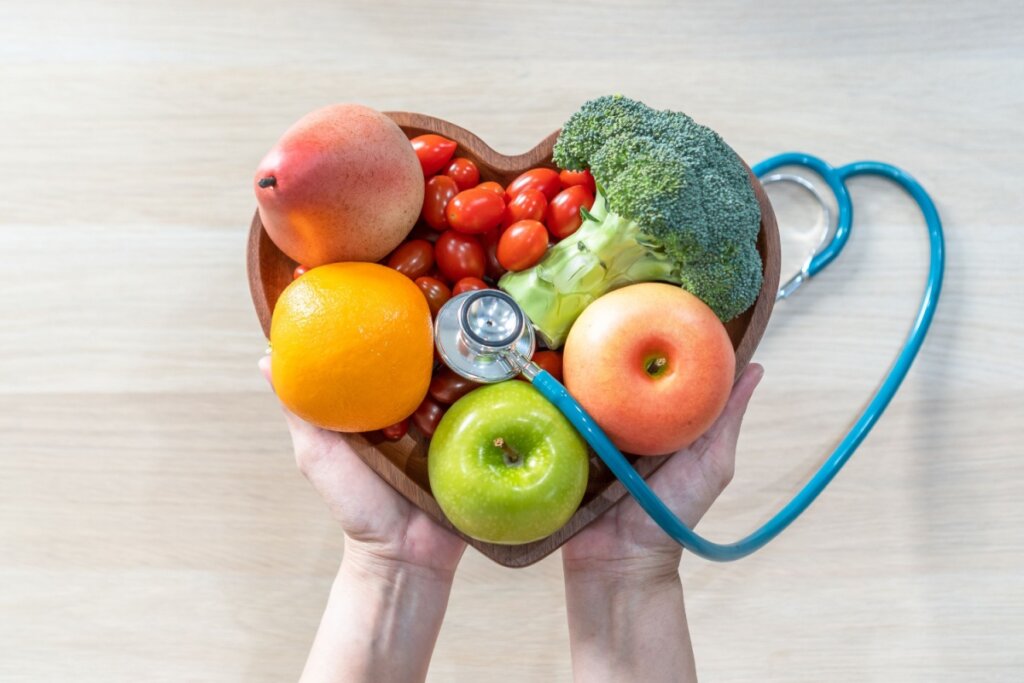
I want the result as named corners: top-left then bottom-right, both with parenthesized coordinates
top-left (270, 262), bottom-right (433, 432)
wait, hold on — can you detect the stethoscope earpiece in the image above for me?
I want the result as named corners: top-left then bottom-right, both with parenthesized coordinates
top-left (760, 172), bottom-right (833, 301)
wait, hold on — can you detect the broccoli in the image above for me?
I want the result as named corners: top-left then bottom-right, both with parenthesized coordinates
top-left (498, 95), bottom-right (762, 348)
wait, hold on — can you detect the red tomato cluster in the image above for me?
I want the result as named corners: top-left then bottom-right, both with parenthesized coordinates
top-left (367, 134), bottom-right (597, 441)
top-left (408, 134), bottom-right (597, 275)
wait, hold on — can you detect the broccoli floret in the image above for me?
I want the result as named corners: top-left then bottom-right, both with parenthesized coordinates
top-left (499, 95), bottom-right (762, 348)
top-left (554, 95), bottom-right (659, 171)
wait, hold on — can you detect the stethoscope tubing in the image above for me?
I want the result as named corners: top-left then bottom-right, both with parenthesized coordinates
top-left (529, 153), bottom-right (945, 561)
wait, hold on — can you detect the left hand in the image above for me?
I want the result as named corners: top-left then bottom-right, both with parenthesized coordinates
top-left (259, 355), bottom-right (466, 579)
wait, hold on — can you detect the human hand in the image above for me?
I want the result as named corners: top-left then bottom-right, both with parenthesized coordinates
top-left (563, 362), bottom-right (764, 580)
top-left (258, 355), bottom-right (465, 580)
top-left (261, 355), bottom-right (466, 682)
top-left (560, 363), bottom-right (763, 682)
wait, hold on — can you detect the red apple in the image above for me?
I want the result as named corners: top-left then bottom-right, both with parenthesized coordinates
top-left (562, 283), bottom-right (735, 456)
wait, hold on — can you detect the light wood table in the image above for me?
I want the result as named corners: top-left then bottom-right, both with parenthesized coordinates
top-left (2, 1), bottom-right (1021, 680)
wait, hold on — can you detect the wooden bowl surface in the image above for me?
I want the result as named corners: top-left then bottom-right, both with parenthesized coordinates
top-left (246, 112), bottom-right (780, 567)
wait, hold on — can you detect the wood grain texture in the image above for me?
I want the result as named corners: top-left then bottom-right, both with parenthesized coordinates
top-left (2, 1), bottom-right (1023, 681)
top-left (246, 111), bottom-right (781, 568)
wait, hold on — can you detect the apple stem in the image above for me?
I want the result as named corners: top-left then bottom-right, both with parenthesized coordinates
top-left (646, 357), bottom-right (667, 375)
top-left (258, 176), bottom-right (277, 188)
top-left (493, 437), bottom-right (521, 465)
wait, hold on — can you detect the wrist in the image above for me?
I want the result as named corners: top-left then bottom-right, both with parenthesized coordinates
top-left (563, 556), bottom-right (682, 612)
top-left (563, 547), bottom-right (682, 589)
top-left (340, 538), bottom-right (458, 589)
top-left (562, 555), bottom-right (694, 682)
top-left (306, 540), bottom-right (455, 683)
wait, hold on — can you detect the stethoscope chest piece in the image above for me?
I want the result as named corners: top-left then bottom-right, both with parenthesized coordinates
top-left (434, 290), bottom-right (536, 383)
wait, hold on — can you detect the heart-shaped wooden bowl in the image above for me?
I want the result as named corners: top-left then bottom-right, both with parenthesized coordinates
top-left (247, 111), bottom-right (780, 567)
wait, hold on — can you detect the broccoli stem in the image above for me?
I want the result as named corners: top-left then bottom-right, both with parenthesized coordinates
top-left (498, 193), bottom-right (677, 349)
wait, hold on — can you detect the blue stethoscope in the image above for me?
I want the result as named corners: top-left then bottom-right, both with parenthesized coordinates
top-left (434, 153), bottom-right (944, 561)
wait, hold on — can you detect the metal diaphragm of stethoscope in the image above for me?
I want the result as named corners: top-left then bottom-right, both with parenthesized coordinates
top-left (434, 152), bottom-right (945, 562)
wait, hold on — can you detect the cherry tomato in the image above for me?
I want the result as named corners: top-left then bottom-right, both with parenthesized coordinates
top-left (434, 230), bottom-right (486, 282)
top-left (292, 264), bottom-right (308, 280)
top-left (412, 397), bottom-right (445, 438)
top-left (387, 239), bottom-right (434, 279)
top-left (546, 185), bottom-right (595, 239)
top-left (475, 181), bottom-right (505, 197)
top-left (452, 276), bottom-right (488, 295)
top-left (481, 228), bottom-right (507, 281)
top-left (425, 268), bottom-right (451, 286)
top-left (531, 350), bottom-right (563, 382)
top-left (446, 188), bottom-right (505, 234)
top-left (406, 223), bottom-right (440, 243)
top-left (502, 188), bottom-right (547, 228)
top-left (497, 220), bottom-right (549, 271)
top-left (506, 168), bottom-right (561, 201)
top-left (421, 175), bottom-right (459, 230)
top-left (410, 134), bottom-right (457, 176)
top-left (429, 368), bottom-right (480, 404)
top-left (381, 419), bottom-right (409, 441)
top-left (414, 276), bottom-right (452, 317)
top-left (443, 158), bottom-right (480, 191)
top-left (559, 168), bottom-right (597, 195)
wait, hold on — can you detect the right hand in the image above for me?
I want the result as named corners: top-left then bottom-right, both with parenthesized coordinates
top-left (562, 363), bottom-right (764, 579)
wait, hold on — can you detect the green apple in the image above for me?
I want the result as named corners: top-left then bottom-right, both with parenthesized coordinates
top-left (428, 380), bottom-right (589, 545)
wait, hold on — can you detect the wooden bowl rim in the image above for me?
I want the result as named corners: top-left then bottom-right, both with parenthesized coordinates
top-left (246, 111), bottom-right (780, 567)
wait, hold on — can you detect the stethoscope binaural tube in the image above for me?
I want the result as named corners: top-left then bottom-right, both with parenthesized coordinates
top-left (437, 154), bottom-right (945, 562)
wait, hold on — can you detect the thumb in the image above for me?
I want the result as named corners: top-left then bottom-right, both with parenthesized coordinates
top-left (258, 354), bottom-right (325, 449)
top-left (712, 362), bottom-right (764, 455)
